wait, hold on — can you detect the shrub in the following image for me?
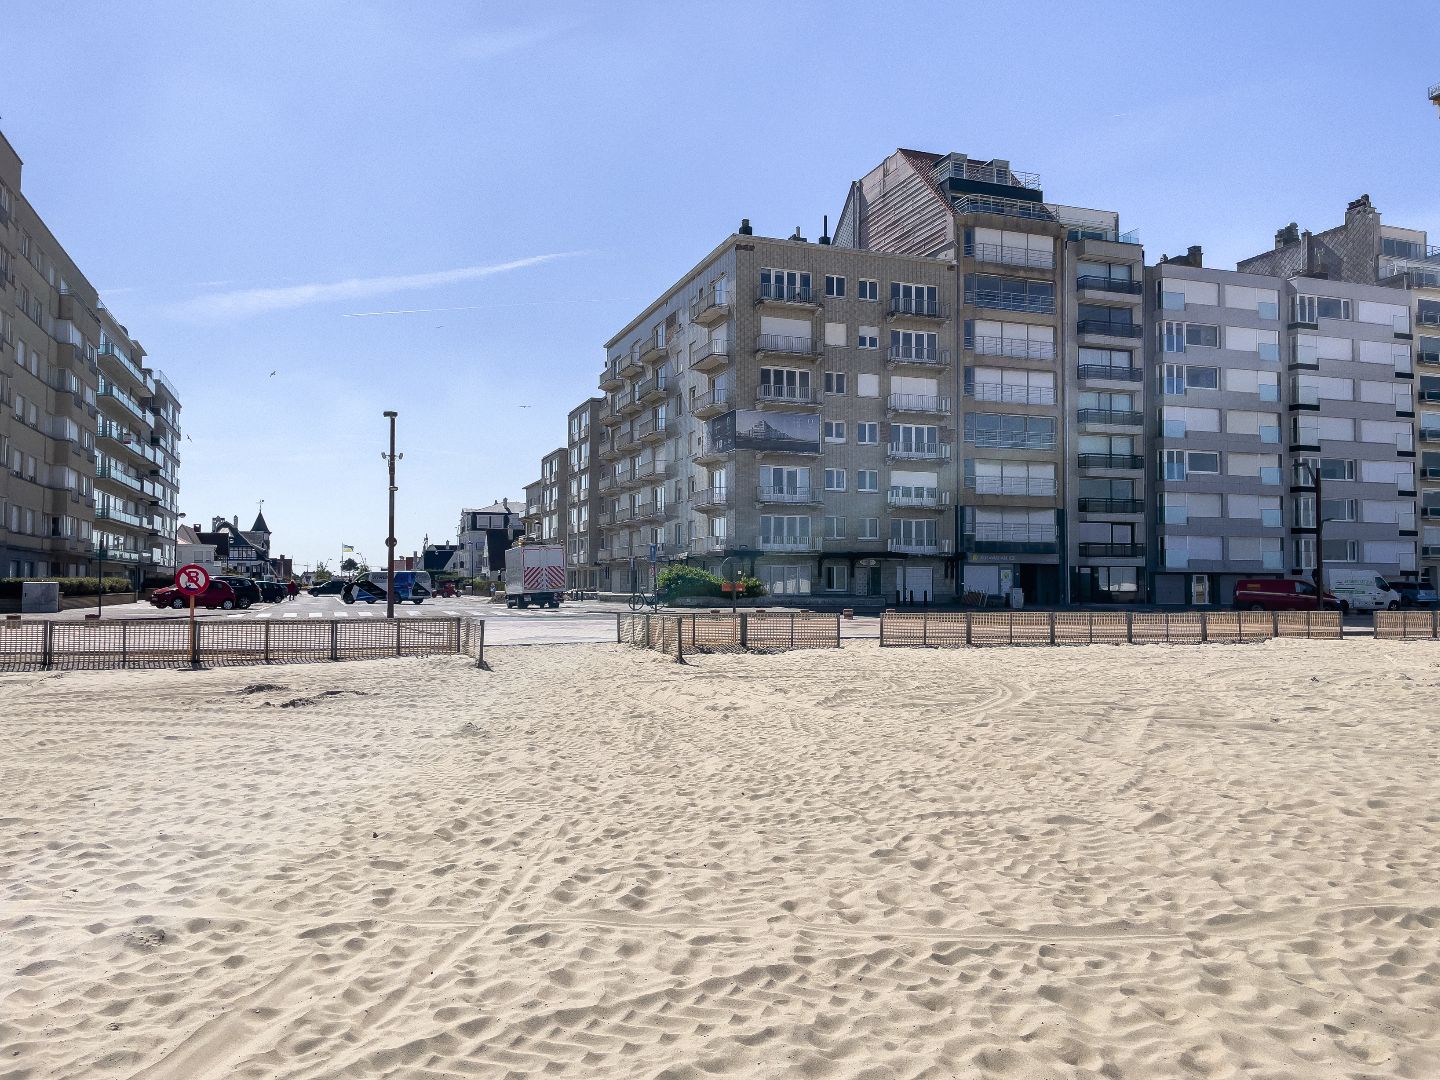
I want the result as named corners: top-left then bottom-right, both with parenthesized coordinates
top-left (657, 564), bottom-right (725, 599)
top-left (0, 576), bottom-right (133, 599)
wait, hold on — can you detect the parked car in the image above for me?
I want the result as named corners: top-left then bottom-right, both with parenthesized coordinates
top-left (150, 580), bottom-right (238, 610)
top-left (1232, 578), bottom-right (1344, 612)
top-left (1324, 569), bottom-right (1401, 612)
top-left (309, 578), bottom-right (347, 596)
top-left (215, 576), bottom-right (261, 609)
top-left (1387, 580), bottom-right (1440, 608)
top-left (254, 580), bottom-right (288, 603)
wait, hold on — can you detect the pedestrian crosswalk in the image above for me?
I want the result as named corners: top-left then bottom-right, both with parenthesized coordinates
top-left (232, 609), bottom-right (465, 620)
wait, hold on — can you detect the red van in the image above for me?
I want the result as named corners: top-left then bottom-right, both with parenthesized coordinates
top-left (1232, 578), bottom-right (1344, 612)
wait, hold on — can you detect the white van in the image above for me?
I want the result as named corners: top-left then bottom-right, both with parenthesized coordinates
top-left (1324, 569), bottom-right (1401, 612)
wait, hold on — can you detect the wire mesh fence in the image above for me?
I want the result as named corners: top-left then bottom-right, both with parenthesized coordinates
top-left (617, 612), bottom-right (842, 657)
top-left (0, 617), bottom-right (484, 671)
top-left (880, 609), bottom-right (1343, 647)
top-left (1374, 610), bottom-right (1440, 640)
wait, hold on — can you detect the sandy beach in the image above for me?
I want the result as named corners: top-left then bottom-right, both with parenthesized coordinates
top-left (4, 639), bottom-right (1440, 1079)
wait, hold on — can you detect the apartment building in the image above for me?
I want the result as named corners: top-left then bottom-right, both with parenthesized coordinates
top-left (1145, 253), bottom-right (1416, 604)
top-left (836, 148), bottom-right (1146, 603)
top-left (454, 499), bottom-right (523, 579)
top-left (0, 130), bottom-right (181, 582)
top-left (565, 397), bottom-right (602, 591)
top-left (596, 224), bottom-right (959, 602)
top-left (522, 477), bottom-right (543, 541)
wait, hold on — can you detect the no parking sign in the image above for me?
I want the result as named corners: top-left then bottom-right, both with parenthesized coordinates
top-left (175, 564), bottom-right (211, 594)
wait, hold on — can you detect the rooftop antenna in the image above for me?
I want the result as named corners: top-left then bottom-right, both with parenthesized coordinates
top-left (819, 214), bottom-right (831, 245)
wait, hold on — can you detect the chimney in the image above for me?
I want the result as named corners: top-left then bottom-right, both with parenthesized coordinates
top-left (1186, 245), bottom-right (1203, 267)
top-left (1345, 194), bottom-right (1377, 225)
top-left (1275, 222), bottom-right (1300, 249)
top-left (790, 226), bottom-right (806, 242)
top-left (818, 214), bottom-right (831, 245)
top-left (738, 218), bottom-right (753, 236)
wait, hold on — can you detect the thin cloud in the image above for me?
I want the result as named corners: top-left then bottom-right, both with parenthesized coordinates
top-left (343, 296), bottom-right (640, 318)
top-left (451, 24), bottom-right (569, 61)
top-left (168, 253), bottom-right (583, 321)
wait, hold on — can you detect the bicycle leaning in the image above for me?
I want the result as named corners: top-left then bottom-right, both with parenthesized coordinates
top-left (628, 589), bottom-right (663, 612)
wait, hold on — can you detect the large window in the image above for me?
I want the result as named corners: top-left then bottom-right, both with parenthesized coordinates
top-left (964, 413), bottom-right (1056, 450)
top-left (824, 275), bottom-right (845, 298)
top-left (890, 329), bottom-right (938, 361)
top-left (890, 281), bottom-right (939, 316)
top-left (1294, 294), bottom-right (1351, 323)
top-left (892, 424), bottom-right (939, 452)
top-left (964, 274), bottom-right (1054, 314)
top-left (1162, 321), bottom-right (1220, 351)
top-left (760, 268), bottom-right (812, 303)
top-left (890, 518), bottom-right (937, 549)
top-left (1162, 363), bottom-right (1220, 395)
top-left (759, 515), bottom-right (812, 547)
top-left (857, 470), bottom-right (879, 492)
top-left (759, 367), bottom-right (811, 403)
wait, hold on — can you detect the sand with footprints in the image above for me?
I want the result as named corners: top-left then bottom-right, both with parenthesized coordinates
top-left (4, 638), bottom-right (1440, 1079)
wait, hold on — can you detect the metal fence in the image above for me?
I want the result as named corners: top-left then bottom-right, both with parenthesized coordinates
top-left (618, 612), bottom-right (842, 658)
top-left (1374, 610), bottom-right (1440, 640)
top-left (879, 610), bottom-right (1343, 648)
top-left (0, 617), bottom-right (485, 671)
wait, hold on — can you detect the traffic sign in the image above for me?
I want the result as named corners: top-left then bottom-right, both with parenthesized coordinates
top-left (175, 564), bottom-right (211, 594)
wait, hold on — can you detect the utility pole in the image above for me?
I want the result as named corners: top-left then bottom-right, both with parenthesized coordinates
top-left (382, 411), bottom-right (399, 620)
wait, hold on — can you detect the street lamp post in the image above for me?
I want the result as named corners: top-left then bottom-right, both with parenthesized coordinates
top-left (382, 411), bottom-right (399, 620)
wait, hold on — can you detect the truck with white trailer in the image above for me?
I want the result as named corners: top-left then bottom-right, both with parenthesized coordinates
top-left (502, 544), bottom-right (566, 609)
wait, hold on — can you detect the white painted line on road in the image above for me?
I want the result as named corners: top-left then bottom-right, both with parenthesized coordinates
top-left (283, 612), bottom-right (299, 619)
top-left (359, 612), bottom-right (374, 618)
top-left (308, 612), bottom-right (324, 618)
top-left (255, 612), bottom-right (271, 619)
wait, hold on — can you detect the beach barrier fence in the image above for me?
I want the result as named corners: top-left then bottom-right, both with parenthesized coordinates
top-left (879, 609), bottom-right (1342, 647)
top-left (617, 611), bottom-right (842, 658)
top-left (0, 616), bottom-right (485, 671)
top-left (1373, 610), bottom-right (1440, 640)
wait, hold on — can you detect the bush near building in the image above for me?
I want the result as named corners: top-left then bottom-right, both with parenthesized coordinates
top-left (0, 577), bottom-right (133, 598)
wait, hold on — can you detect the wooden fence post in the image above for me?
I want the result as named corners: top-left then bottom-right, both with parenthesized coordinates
top-left (264, 621), bottom-right (272, 664)
top-left (965, 612), bottom-right (972, 647)
top-left (1200, 613), bottom-right (1209, 644)
top-left (1052, 611), bottom-right (1059, 646)
top-left (395, 620), bottom-right (403, 657)
top-left (616, 614), bottom-right (622, 643)
top-left (42, 622), bottom-right (53, 670)
top-left (121, 621), bottom-right (129, 668)
top-left (790, 613), bottom-right (796, 649)
top-left (675, 617), bottom-right (685, 664)
top-left (1272, 611), bottom-right (1279, 638)
top-left (453, 617), bottom-right (462, 654)
top-left (191, 620), bottom-right (201, 669)
top-left (740, 614), bottom-right (749, 649)
top-left (330, 620), bottom-right (339, 662)
top-left (1432, 608), bottom-right (1438, 640)
top-left (921, 613), bottom-right (928, 648)
top-left (1126, 610), bottom-right (1133, 644)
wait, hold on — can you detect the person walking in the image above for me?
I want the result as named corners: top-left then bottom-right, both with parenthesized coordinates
top-left (286, 579), bottom-right (298, 601)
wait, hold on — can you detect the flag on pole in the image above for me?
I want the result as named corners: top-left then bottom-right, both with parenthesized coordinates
top-left (342, 544), bottom-right (354, 553)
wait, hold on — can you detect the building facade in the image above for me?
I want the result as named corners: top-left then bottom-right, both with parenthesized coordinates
top-left (0, 130), bottom-right (181, 583)
top-left (455, 500), bottom-right (523, 580)
top-left (565, 398), bottom-right (603, 591)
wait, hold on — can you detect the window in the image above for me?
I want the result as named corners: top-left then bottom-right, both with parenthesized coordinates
top-left (1321, 538), bottom-right (1358, 563)
top-left (1321, 498), bottom-right (1357, 522)
top-left (759, 515), bottom-right (812, 547)
top-left (760, 268), bottom-right (812, 302)
top-left (1294, 294), bottom-right (1351, 323)
top-left (858, 279), bottom-right (878, 302)
top-left (1079, 347), bottom-right (1133, 373)
top-left (1163, 321), bottom-right (1220, 351)
top-left (857, 469), bottom-right (879, 492)
top-left (824, 371), bottom-right (847, 395)
top-left (964, 413), bottom-right (1057, 450)
top-left (823, 421), bottom-right (845, 443)
top-left (1318, 458), bottom-right (1356, 481)
top-left (1383, 236), bottom-right (1425, 259)
top-left (889, 329), bottom-right (938, 361)
top-left (890, 281), bottom-right (939, 316)
top-left (890, 518), bottom-right (937, 549)
top-left (1162, 363), bottom-right (1219, 394)
top-left (825, 275), bottom-right (845, 298)
top-left (759, 367), bottom-right (811, 403)
top-left (892, 423), bottom-right (940, 453)
top-left (760, 466), bottom-right (810, 497)
top-left (1188, 451), bottom-right (1220, 474)
top-left (857, 422), bottom-right (878, 444)
top-left (760, 564), bottom-right (811, 596)
top-left (824, 468), bottom-right (846, 491)
top-left (1163, 449), bottom-right (1220, 479)
top-left (823, 564), bottom-right (848, 591)
top-left (857, 329), bottom-right (879, 350)
top-left (859, 517), bottom-right (880, 540)
top-left (1078, 303), bottom-right (1135, 330)
top-left (823, 516), bottom-right (843, 539)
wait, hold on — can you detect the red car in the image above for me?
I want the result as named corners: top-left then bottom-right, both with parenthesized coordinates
top-left (150, 580), bottom-right (238, 610)
top-left (1232, 578), bottom-right (1343, 612)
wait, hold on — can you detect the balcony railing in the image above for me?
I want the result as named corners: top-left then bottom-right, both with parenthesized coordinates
top-left (757, 538), bottom-right (818, 552)
top-left (887, 442), bottom-right (951, 461)
top-left (690, 284), bottom-right (732, 325)
top-left (965, 290), bottom-right (1055, 315)
top-left (1078, 498), bottom-right (1144, 514)
top-left (1078, 365), bottom-right (1143, 382)
top-left (1077, 319), bottom-right (1143, 338)
top-left (98, 382), bottom-right (148, 423)
top-left (756, 334), bottom-right (820, 357)
top-left (965, 476), bottom-right (1057, 497)
top-left (966, 335), bottom-right (1055, 361)
top-left (758, 284), bottom-right (818, 305)
top-left (1421, 427), bottom-right (1440, 443)
top-left (935, 159), bottom-right (1042, 190)
top-left (965, 241), bottom-right (1054, 270)
top-left (967, 382), bottom-right (1055, 406)
top-left (692, 387), bottom-right (731, 416)
top-left (1077, 408), bottom-right (1142, 426)
top-left (691, 487), bottom-right (729, 512)
top-left (886, 491), bottom-right (951, 509)
top-left (953, 193), bottom-right (1057, 221)
top-left (631, 502), bottom-right (661, 521)
top-left (634, 416), bottom-right (667, 442)
top-left (96, 505), bottom-right (149, 528)
top-left (1078, 543), bottom-right (1145, 558)
top-left (964, 524), bottom-right (1058, 552)
top-left (964, 432), bottom-right (1057, 451)
top-left (695, 439), bottom-right (733, 461)
top-left (757, 385), bottom-right (819, 406)
top-left (96, 462), bottom-right (144, 491)
top-left (690, 340), bottom-right (730, 373)
top-left (1078, 453), bottom-right (1144, 469)
top-left (887, 345), bottom-right (950, 367)
top-left (1076, 276), bottom-right (1143, 295)
top-left (887, 393), bottom-right (952, 414)
top-left (689, 536), bottom-right (728, 556)
top-left (887, 297), bottom-right (948, 319)
top-left (1418, 351), bottom-right (1439, 367)
top-left (886, 539), bottom-right (951, 555)
top-left (757, 486), bottom-right (822, 505)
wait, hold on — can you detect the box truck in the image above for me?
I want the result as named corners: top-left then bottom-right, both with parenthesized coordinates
top-left (503, 544), bottom-right (565, 609)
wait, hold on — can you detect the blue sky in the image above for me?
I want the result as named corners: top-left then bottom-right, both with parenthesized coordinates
top-left (3, 1), bottom-right (1438, 569)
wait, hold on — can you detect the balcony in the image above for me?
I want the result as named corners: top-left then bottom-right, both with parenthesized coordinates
top-left (631, 502), bottom-right (662, 523)
top-left (599, 404), bottom-right (622, 428)
top-left (757, 385), bottom-right (820, 408)
top-left (599, 364), bottom-right (623, 391)
top-left (692, 387), bottom-right (731, 418)
top-left (98, 382), bottom-right (149, 423)
top-left (690, 340), bottom-right (731, 374)
top-left (619, 391), bottom-right (644, 418)
top-left (689, 536), bottom-right (728, 556)
top-left (1078, 453), bottom-right (1144, 470)
top-left (629, 460), bottom-right (661, 485)
top-left (966, 335), bottom-right (1055, 362)
top-left (953, 192), bottom-right (1058, 222)
top-left (936, 159), bottom-right (1042, 190)
top-left (694, 440), bottom-right (732, 465)
top-left (612, 427), bottom-right (638, 453)
top-left (691, 487), bottom-right (729, 513)
top-left (756, 334), bottom-right (821, 360)
top-left (1078, 365), bottom-right (1143, 382)
top-left (886, 442), bottom-right (951, 462)
top-left (887, 345), bottom-right (951, 369)
top-left (964, 289), bottom-right (1055, 315)
top-left (635, 416), bottom-right (667, 444)
top-left (1076, 276), bottom-right (1143, 296)
top-left (612, 504), bottom-right (634, 524)
top-left (886, 491), bottom-right (951, 510)
top-left (1078, 498), bottom-right (1144, 514)
top-left (887, 539), bottom-right (951, 556)
top-left (1076, 319), bottom-right (1143, 338)
top-left (690, 285), bottom-right (732, 326)
top-left (965, 241), bottom-right (1054, 271)
top-left (96, 425), bottom-right (149, 465)
top-left (965, 476), bottom-right (1057, 497)
top-left (887, 297), bottom-right (948, 320)
top-left (1077, 408), bottom-right (1142, 426)
top-left (599, 473), bottom-right (624, 495)
top-left (963, 524), bottom-right (1059, 554)
top-left (967, 382), bottom-right (1054, 406)
top-left (617, 348), bottom-right (644, 379)
top-left (757, 486), bottom-right (823, 506)
top-left (98, 341), bottom-right (147, 386)
top-left (636, 375), bottom-right (668, 406)
top-left (95, 505), bottom-right (149, 529)
top-left (887, 394), bottom-right (952, 416)
top-left (599, 436), bottom-right (624, 462)
top-left (638, 332), bottom-right (668, 366)
top-left (96, 462), bottom-right (144, 492)
top-left (597, 510), bottom-right (615, 527)
top-left (1078, 543), bottom-right (1145, 559)
top-left (756, 283), bottom-right (820, 309)
top-left (964, 432), bottom-right (1057, 452)
top-left (757, 538), bottom-right (818, 553)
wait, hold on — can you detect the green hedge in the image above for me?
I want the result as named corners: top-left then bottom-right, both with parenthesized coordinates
top-left (656, 565), bottom-right (766, 599)
top-left (0, 576), bottom-right (134, 599)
